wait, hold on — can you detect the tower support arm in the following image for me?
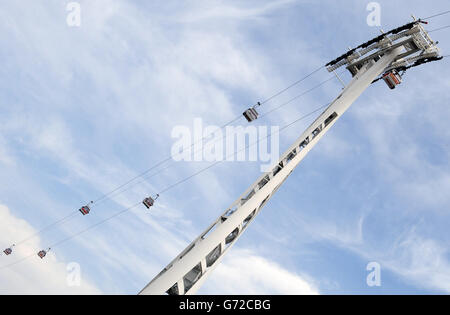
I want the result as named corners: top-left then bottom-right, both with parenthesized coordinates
top-left (139, 47), bottom-right (403, 295)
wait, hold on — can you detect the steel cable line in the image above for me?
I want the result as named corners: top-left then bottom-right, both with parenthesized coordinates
top-left (0, 101), bottom-right (330, 271)
top-left (2, 14), bottom-right (448, 268)
top-left (2, 118), bottom-right (241, 251)
top-left (422, 10), bottom-right (450, 20)
top-left (90, 65), bottom-right (325, 205)
top-left (5, 19), bottom-right (446, 265)
top-left (0, 203), bottom-right (142, 271)
top-left (428, 25), bottom-right (450, 33)
top-left (258, 66), bottom-right (325, 105)
top-left (2, 65), bottom-right (327, 253)
top-left (6, 28), bottom-right (443, 251)
top-left (13, 212), bottom-right (78, 247)
top-left (49, 202), bottom-right (142, 250)
top-left (92, 72), bottom-right (342, 204)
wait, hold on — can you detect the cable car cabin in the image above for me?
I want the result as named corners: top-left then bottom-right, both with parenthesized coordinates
top-left (243, 107), bottom-right (259, 122)
top-left (3, 248), bottom-right (12, 256)
top-left (143, 197), bottom-right (155, 209)
top-left (37, 250), bottom-right (47, 259)
top-left (79, 205), bottom-right (91, 216)
top-left (382, 70), bottom-right (402, 90)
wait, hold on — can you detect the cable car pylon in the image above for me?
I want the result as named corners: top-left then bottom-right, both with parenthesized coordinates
top-left (139, 18), bottom-right (443, 295)
top-left (1, 65), bottom-right (329, 258)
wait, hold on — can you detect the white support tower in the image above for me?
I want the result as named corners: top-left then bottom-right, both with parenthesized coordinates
top-left (139, 19), bottom-right (441, 295)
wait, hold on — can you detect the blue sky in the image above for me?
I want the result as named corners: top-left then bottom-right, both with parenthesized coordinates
top-left (0, 0), bottom-right (449, 294)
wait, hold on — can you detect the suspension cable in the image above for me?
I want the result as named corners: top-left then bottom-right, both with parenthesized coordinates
top-left (0, 101), bottom-right (331, 271)
top-left (8, 16), bottom-right (445, 252)
top-left (158, 104), bottom-right (329, 195)
top-left (428, 25), bottom-right (450, 33)
top-left (13, 212), bottom-right (78, 247)
top-left (90, 71), bottom-right (342, 204)
top-left (422, 10), bottom-right (450, 20)
top-left (3, 65), bottom-right (327, 251)
top-left (91, 65), bottom-right (325, 205)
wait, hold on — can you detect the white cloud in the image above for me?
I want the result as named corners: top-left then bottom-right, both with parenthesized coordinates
top-left (0, 204), bottom-right (101, 294)
top-left (199, 249), bottom-right (319, 295)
